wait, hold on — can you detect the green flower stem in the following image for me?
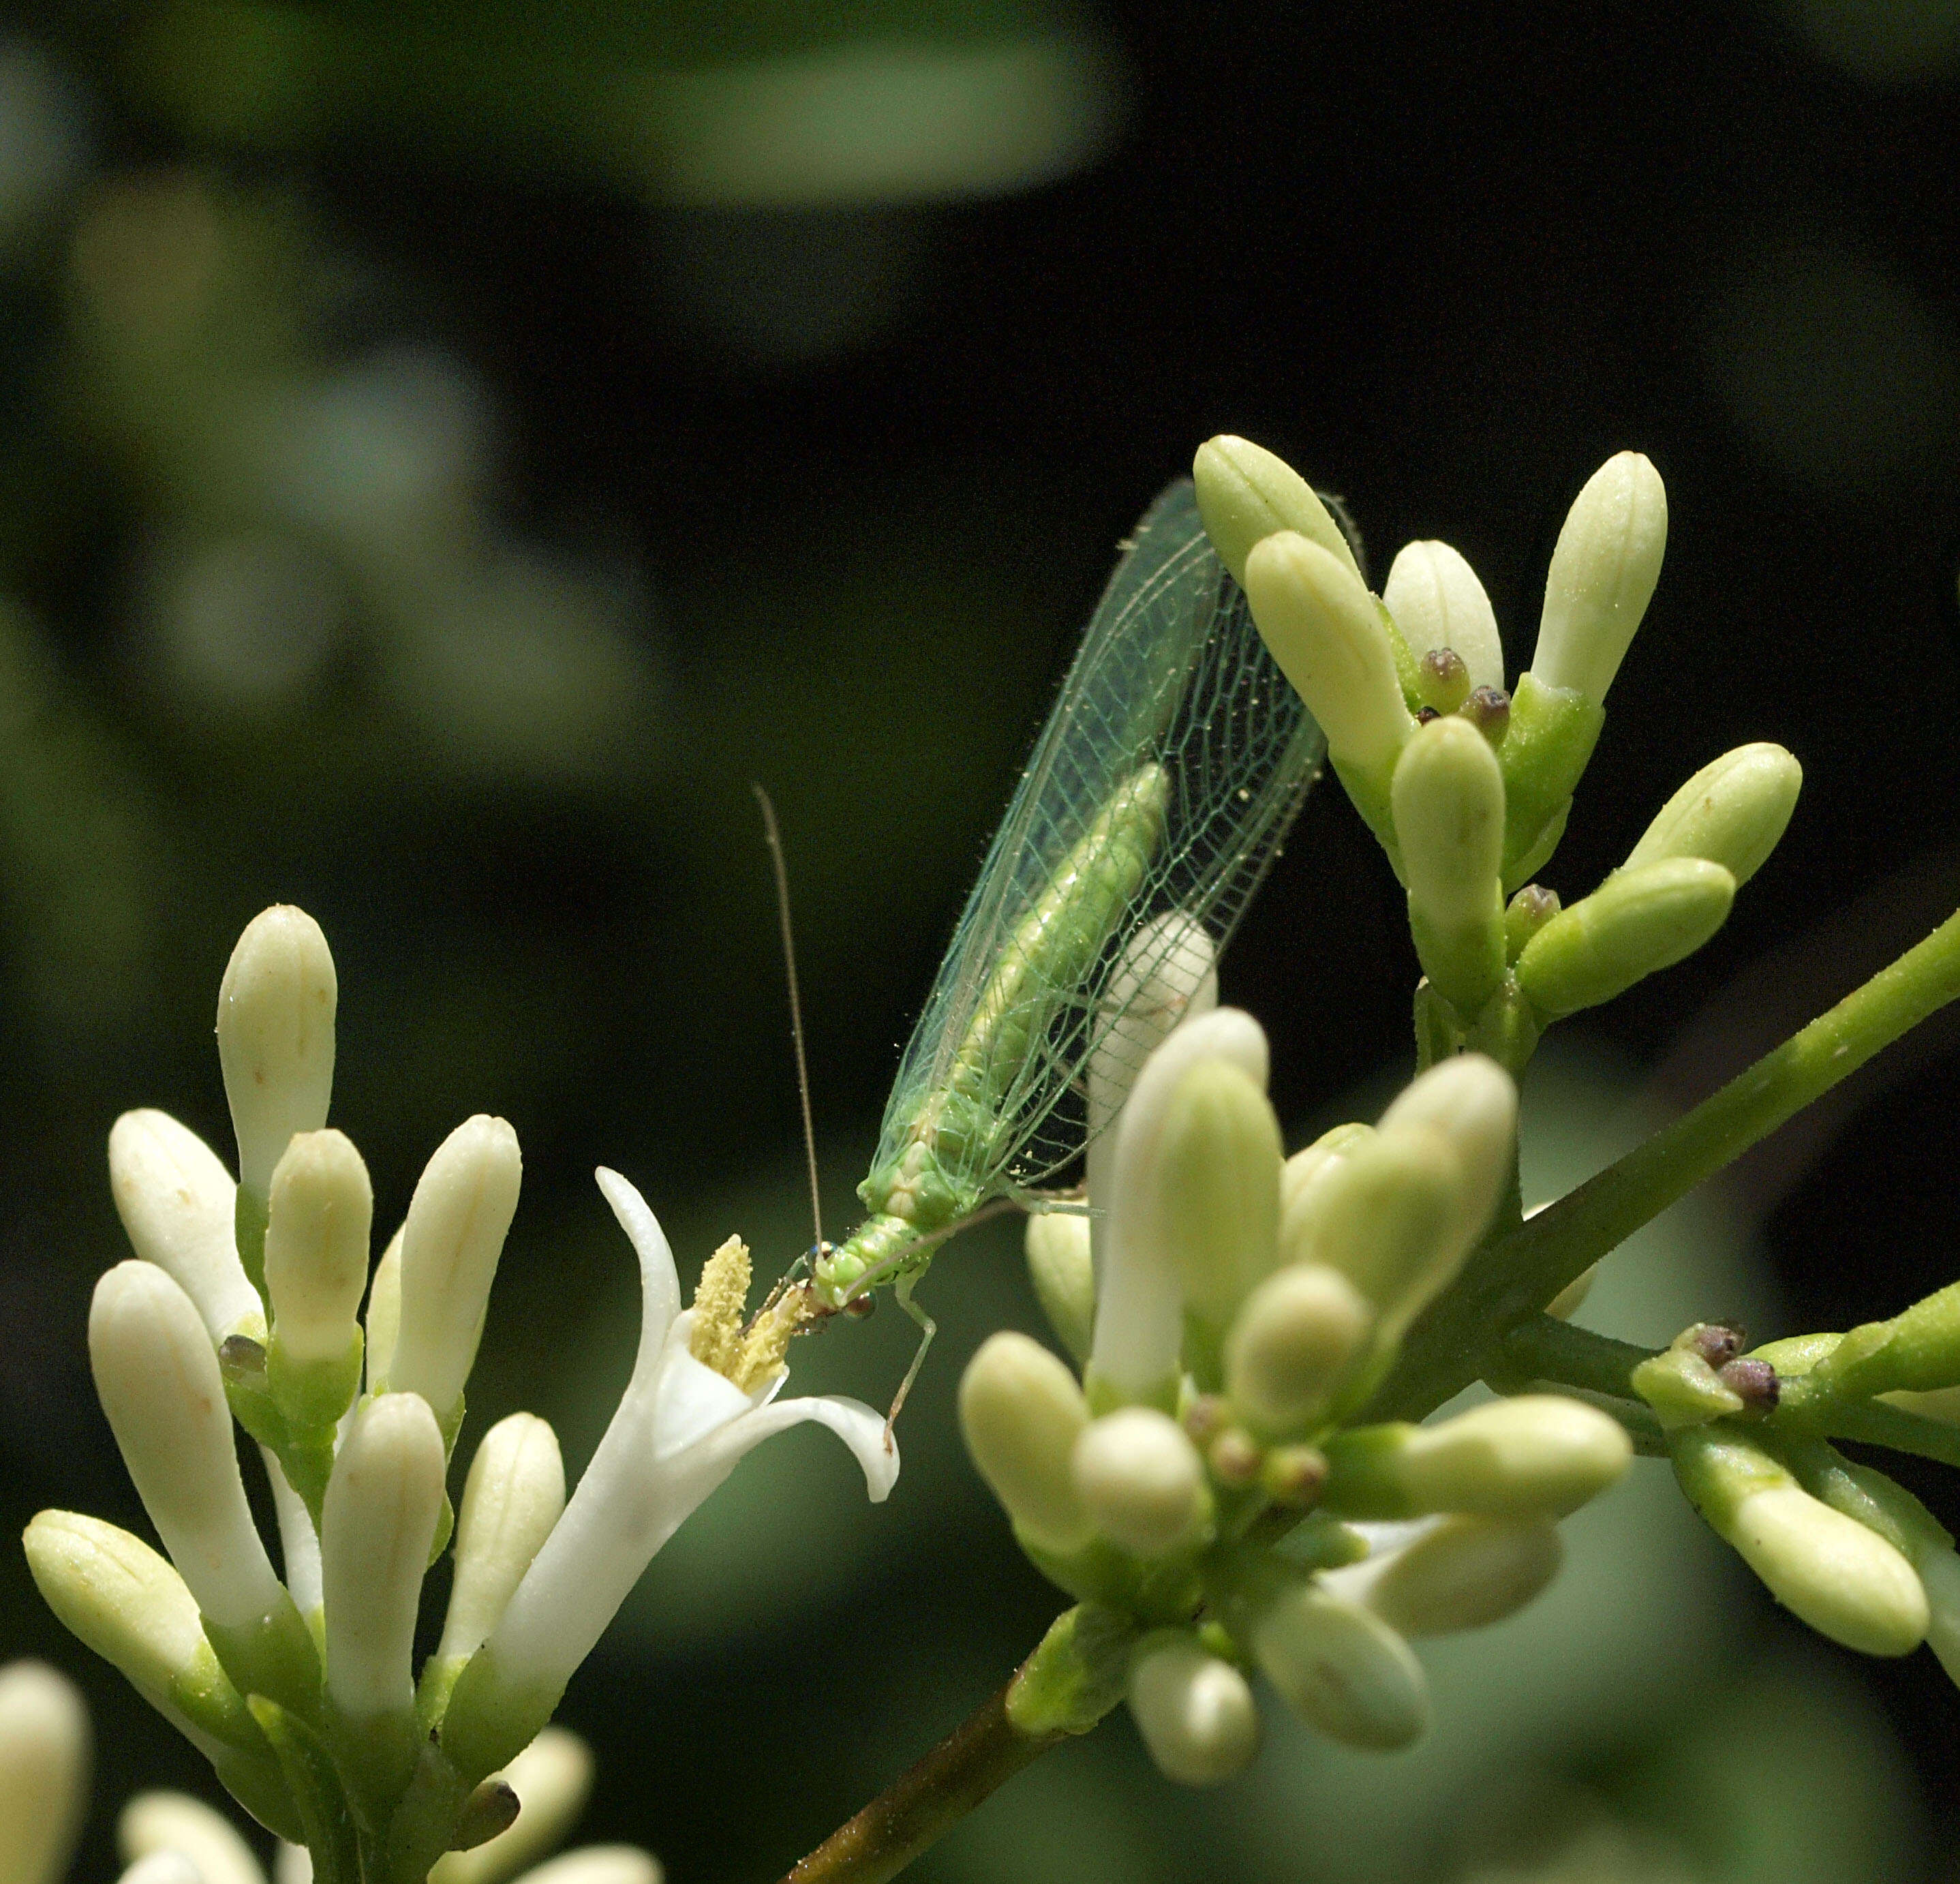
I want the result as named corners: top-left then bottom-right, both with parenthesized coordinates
top-left (1368, 904), bottom-right (1960, 1421)
top-left (779, 1607), bottom-right (1131, 1884)
top-left (1812, 1399), bottom-right (1960, 1472)
top-left (1496, 1313), bottom-right (1653, 1399)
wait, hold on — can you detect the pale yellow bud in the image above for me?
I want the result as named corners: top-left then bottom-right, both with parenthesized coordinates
top-left (1126, 1636), bottom-right (1259, 1784)
top-left (1329, 1515), bottom-right (1563, 1637)
top-left (119, 1792), bottom-right (262, 1884)
top-left (392, 1115), bottom-right (523, 1419)
top-left (959, 1333), bottom-right (1092, 1554)
top-left (263, 1128), bottom-right (372, 1364)
top-left (1377, 1054), bottom-right (1518, 1267)
top-left (107, 1109), bottom-right (256, 1342)
top-left (217, 905), bottom-right (336, 1199)
top-left (1250, 1584), bottom-right (1429, 1750)
top-left (438, 1414), bottom-right (567, 1667)
top-left (1071, 1408), bottom-right (1207, 1557)
top-left (1154, 1058), bottom-right (1282, 1328)
top-left (0, 1660), bottom-right (88, 1884)
top-left (1193, 435), bottom-right (1360, 587)
top-left (1531, 452), bottom-right (1668, 703)
top-left (1224, 1264), bottom-right (1372, 1434)
top-left (1383, 540), bottom-right (1503, 693)
top-left (1024, 1213), bottom-right (1094, 1369)
top-left (1623, 742), bottom-right (1802, 888)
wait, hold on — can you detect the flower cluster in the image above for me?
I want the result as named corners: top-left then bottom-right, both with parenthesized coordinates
top-left (0, 1657), bottom-right (655, 1884)
top-left (964, 990), bottom-right (1632, 1781)
top-left (25, 908), bottom-right (895, 1877)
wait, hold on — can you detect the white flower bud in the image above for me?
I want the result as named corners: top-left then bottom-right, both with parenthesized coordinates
top-left (23, 1513), bottom-right (251, 1750)
top-left (274, 1847), bottom-right (311, 1884)
top-left (88, 1262), bottom-right (286, 1629)
top-left (1192, 434), bottom-right (1361, 588)
top-left (1529, 451), bottom-right (1668, 704)
top-left (108, 1110), bottom-right (258, 1343)
top-left (1250, 1583), bottom-right (1430, 1750)
top-left (1916, 1545), bottom-right (1960, 1689)
top-left (959, 1333), bottom-right (1092, 1555)
top-left (1071, 1409), bottom-right (1207, 1557)
top-left (510, 1854), bottom-right (660, 1884)
top-left (1225, 1264), bottom-right (1373, 1435)
top-left (1126, 1636), bottom-right (1259, 1785)
top-left (1326, 1515), bottom-right (1563, 1637)
top-left (365, 1225), bottom-right (403, 1391)
top-left (1383, 540), bottom-right (1503, 693)
top-left (262, 1448), bottom-right (322, 1617)
top-left (1025, 1213), bottom-right (1094, 1369)
top-left (1515, 857), bottom-right (1734, 1021)
top-left (391, 1116), bottom-right (523, 1419)
top-left (120, 1857), bottom-right (202, 1884)
top-left (216, 905), bottom-right (337, 1200)
top-left (1153, 1058), bottom-right (1282, 1329)
top-left (1090, 1009), bottom-right (1268, 1406)
top-left (1671, 1428), bottom-right (1927, 1656)
top-left (430, 1726), bottom-right (594, 1884)
top-left (119, 1791), bottom-right (264, 1884)
top-left (263, 1129), bottom-right (371, 1365)
top-left (1325, 1397), bottom-right (1633, 1521)
top-left (1242, 533), bottom-right (1413, 785)
top-left (1623, 742), bottom-right (1803, 889)
top-left (1392, 717), bottom-right (1507, 1013)
top-left (438, 1414), bottom-right (566, 1667)
top-left (1377, 1054), bottom-right (1518, 1271)
top-left (1278, 1124), bottom-right (1372, 1258)
top-left (0, 1660), bottom-right (89, 1884)
top-left (321, 1392), bottom-right (446, 1723)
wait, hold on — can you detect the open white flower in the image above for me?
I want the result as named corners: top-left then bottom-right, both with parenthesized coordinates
top-left (441, 1168), bottom-right (898, 1780)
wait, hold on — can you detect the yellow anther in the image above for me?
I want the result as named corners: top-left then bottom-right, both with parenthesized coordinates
top-left (689, 1236), bottom-right (751, 1377)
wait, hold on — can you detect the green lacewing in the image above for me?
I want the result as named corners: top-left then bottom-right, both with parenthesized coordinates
top-left (795, 477), bottom-right (1328, 1365)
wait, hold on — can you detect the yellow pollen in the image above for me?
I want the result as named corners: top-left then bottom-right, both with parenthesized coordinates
top-left (689, 1236), bottom-right (751, 1378)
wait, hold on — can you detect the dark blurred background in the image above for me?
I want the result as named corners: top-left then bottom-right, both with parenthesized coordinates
top-left (0, 1), bottom-right (1957, 1878)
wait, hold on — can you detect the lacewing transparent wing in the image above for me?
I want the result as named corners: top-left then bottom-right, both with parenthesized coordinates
top-left (857, 477), bottom-right (1326, 1230)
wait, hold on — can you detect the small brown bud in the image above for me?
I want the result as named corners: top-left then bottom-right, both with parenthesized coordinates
top-left (1415, 645), bottom-right (1471, 714)
top-left (1504, 884), bottom-right (1561, 962)
top-left (1718, 1356), bottom-right (1779, 1410)
top-left (1414, 705), bottom-right (1440, 726)
top-left (1462, 684), bottom-right (1512, 746)
top-left (219, 1333), bottom-right (268, 1388)
top-left (1183, 1394), bottom-right (1229, 1446)
top-left (1691, 1322), bottom-right (1747, 1369)
top-left (1261, 1444), bottom-right (1328, 1507)
top-left (1209, 1427), bottom-right (1262, 1487)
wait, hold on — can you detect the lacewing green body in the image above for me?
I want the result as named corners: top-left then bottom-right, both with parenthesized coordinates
top-left (809, 478), bottom-right (1327, 1313)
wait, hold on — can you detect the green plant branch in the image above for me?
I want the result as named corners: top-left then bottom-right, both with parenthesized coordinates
top-left (1812, 1399), bottom-right (1960, 1472)
top-left (1495, 1313), bottom-right (1652, 1399)
top-left (1366, 903), bottom-right (1960, 1420)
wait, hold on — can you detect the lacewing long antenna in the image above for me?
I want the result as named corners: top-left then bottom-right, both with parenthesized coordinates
top-left (752, 783), bottom-right (825, 1253)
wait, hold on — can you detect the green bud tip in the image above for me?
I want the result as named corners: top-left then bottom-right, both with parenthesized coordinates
top-left (958, 1332), bottom-right (1092, 1555)
top-left (1530, 451), bottom-right (1668, 705)
top-left (1071, 1408), bottom-right (1207, 1558)
top-left (1504, 884), bottom-right (1561, 960)
top-left (1382, 538), bottom-right (1504, 694)
top-left (1624, 743), bottom-right (1802, 890)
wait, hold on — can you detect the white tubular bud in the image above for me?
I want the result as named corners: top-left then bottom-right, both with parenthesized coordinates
top-left (1242, 532), bottom-right (1413, 783)
top-left (429, 1727), bottom-right (594, 1884)
top-left (1327, 1515), bottom-right (1563, 1637)
top-left (1224, 1264), bottom-right (1373, 1435)
top-left (1529, 452), bottom-right (1668, 704)
top-left (320, 1392), bottom-right (446, 1722)
top-left (23, 1513), bottom-right (248, 1748)
top-left (1025, 1213), bottom-right (1094, 1369)
top-left (1090, 1009), bottom-right (1268, 1407)
top-left (1392, 716), bottom-right (1507, 1013)
top-left (959, 1333), bottom-right (1092, 1555)
top-left (88, 1262), bottom-right (285, 1628)
top-left (1192, 434), bottom-right (1362, 587)
top-left (1325, 1397), bottom-right (1633, 1521)
top-left (1086, 912), bottom-right (1219, 1138)
top-left (263, 1129), bottom-right (372, 1364)
top-left (1672, 1429), bottom-right (1928, 1656)
top-left (391, 1116), bottom-right (523, 1418)
top-left (1278, 1125), bottom-right (1372, 1258)
top-left (108, 1110), bottom-right (258, 1342)
top-left (1153, 1057), bottom-right (1283, 1330)
top-left (1377, 1054), bottom-right (1518, 1270)
top-left (1283, 1131), bottom-right (1461, 1341)
top-left (1383, 540), bottom-right (1504, 693)
top-left (274, 1847), bottom-right (313, 1884)
top-left (1071, 1409), bottom-right (1207, 1558)
top-left (0, 1661), bottom-right (89, 1884)
top-left (366, 1226), bottom-right (403, 1392)
top-left (438, 1414), bottom-right (567, 1667)
top-left (217, 905), bottom-right (337, 1200)
top-left (119, 1791), bottom-right (264, 1884)
top-left (1127, 1636), bottom-right (1259, 1785)
top-left (120, 1857), bottom-right (202, 1884)
top-left (512, 1853), bottom-right (660, 1884)
top-left (1250, 1584), bottom-right (1430, 1750)
top-left (262, 1450), bottom-right (322, 1617)
top-left (1623, 743), bottom-right (1803, 889)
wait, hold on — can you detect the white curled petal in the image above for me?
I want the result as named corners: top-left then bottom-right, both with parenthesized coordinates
top-left (709, 1393), bottom-right (900, 1503)
top-left (649, 1320), bottom-right (752, 1459)
top-left (596, 1168), bottom-right (680, 1366)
